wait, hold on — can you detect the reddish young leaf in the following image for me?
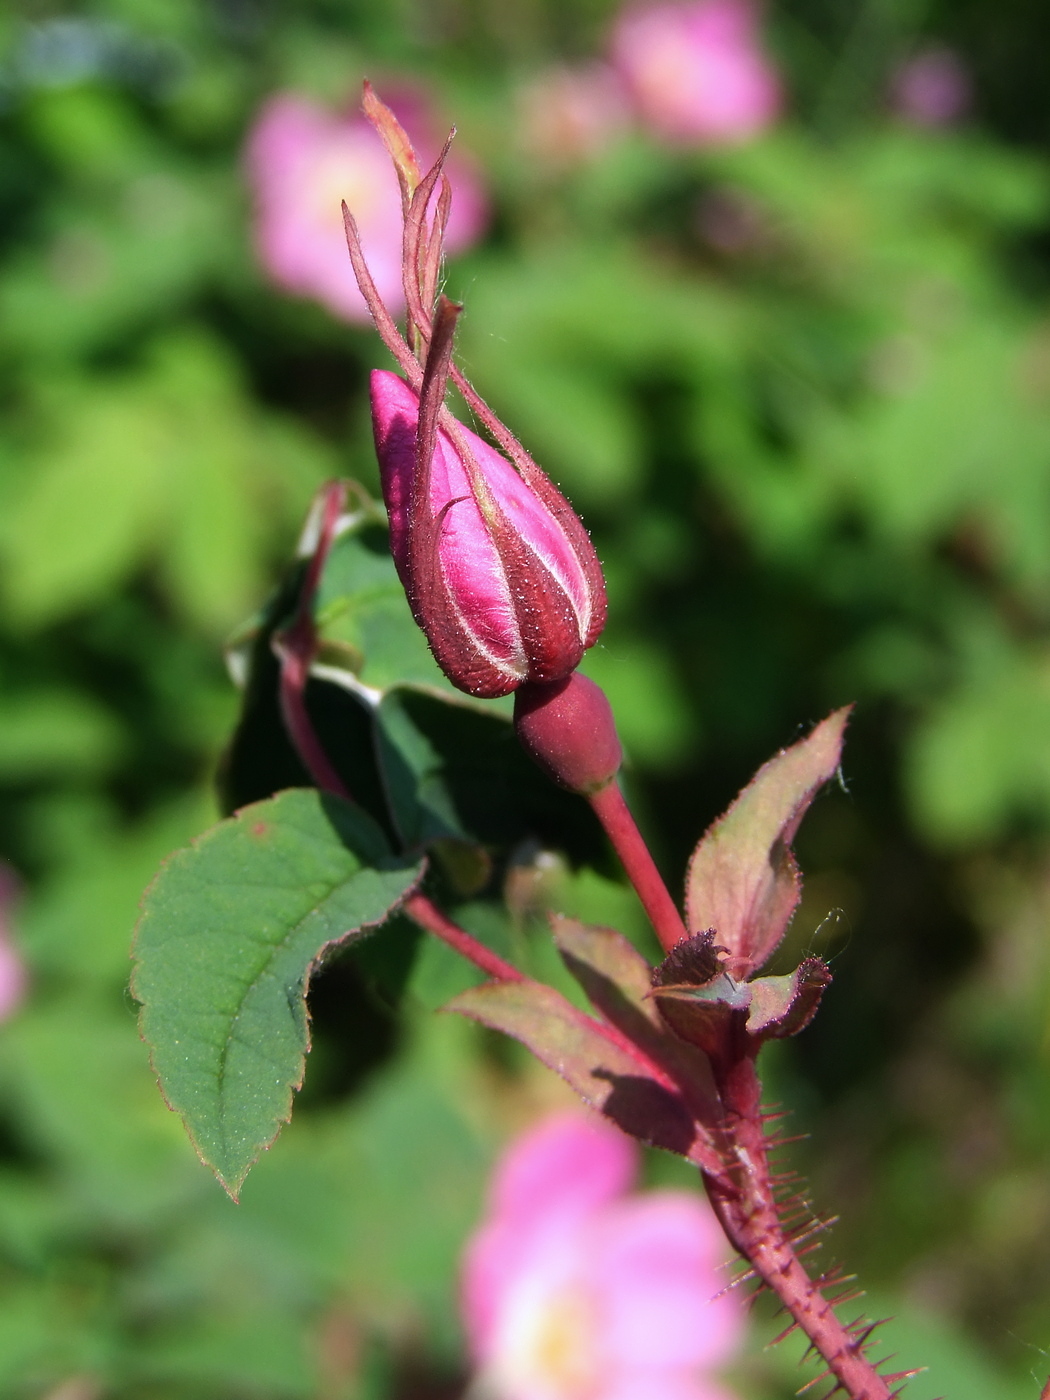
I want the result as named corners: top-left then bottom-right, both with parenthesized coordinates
top-left (446, 979), bottom-right (718, 1168)
top-left (551, 916), bottom-right (720, 1127)
top-left (551, 914), bottom-right (657, 1016)
top-left (685, 707), bottom-right (850, 977)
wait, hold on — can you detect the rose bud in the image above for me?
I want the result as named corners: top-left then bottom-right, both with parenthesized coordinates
top-left (342, 88), bottom-right (606, 699)
top-left (371, 334), bottom-right (607, 697)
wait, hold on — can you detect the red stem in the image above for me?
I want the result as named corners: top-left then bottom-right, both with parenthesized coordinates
top-left (706, 1055), bottom-right (895, 1400)
top-left (402, 893), bottom-right (524, 983)
top-left (588, 781), bottom-right (688, 952)
top-left (277, 644), bottom-right (349, 798)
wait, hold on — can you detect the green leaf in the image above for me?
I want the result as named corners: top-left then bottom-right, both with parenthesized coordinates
top-left (685, 707), bottom-right (850, 976)
top-left (132, 788), bottom-right (424, 1198)
top-left (745, 959), bottom-right (831, 1038)
top-left (2, 335), bottom-right (332, 633)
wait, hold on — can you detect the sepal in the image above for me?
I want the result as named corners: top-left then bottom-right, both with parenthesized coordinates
top-left (651, 931), bottom-right (832, 1055)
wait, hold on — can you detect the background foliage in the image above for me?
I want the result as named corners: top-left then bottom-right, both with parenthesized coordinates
top-left (2, 0), bottom-right (1050, 1395)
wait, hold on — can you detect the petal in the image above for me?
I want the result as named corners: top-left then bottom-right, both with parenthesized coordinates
top-left (370, 371), bottom-right (523, 672)
top-left (590, 1193), bottom-right (745, 1369)
top-left (371, 371), bottom-right (597, 673)
top-left (488, 1111), bottom-right (637, 1228)
top-left (601, 1375), bottom-right (741, 1400)
top-left (461, 1112), bottom-right (637, 1365)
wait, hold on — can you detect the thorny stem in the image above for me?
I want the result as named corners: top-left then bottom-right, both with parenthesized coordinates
top-left (705, 1055), bottom-right (896, 1400)
top-left (588, 780), bottom-right (688, 953)
top-left (273, 506), bottom-right (519, 986)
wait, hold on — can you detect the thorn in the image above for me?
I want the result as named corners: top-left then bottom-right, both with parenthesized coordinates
top-left (827, 1288), bottom-right (864, 1308)
top-left (796, 1240), bottom-right (828, 1259)
top-left (796, 1367), bottom-right (832, 1394)
top-left (713, 1268), bottom-right (758, 1299)
top-left (776, 1196), bottom-right (813, 1217)
top-left (851, 1318), bottom-right (891, 1346)
top-left (789, 1216), bottom-right (839, 1248)
top-left (816, 1384), bottom-right (845, 1400)
top-left (767, 1319), bottom-right (802, 1347)
top-left (847, 1320), bottom-right (882, 1349)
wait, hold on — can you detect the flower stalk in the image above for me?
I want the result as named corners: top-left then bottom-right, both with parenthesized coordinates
top-left (588, 779), bottom-right (689, 952)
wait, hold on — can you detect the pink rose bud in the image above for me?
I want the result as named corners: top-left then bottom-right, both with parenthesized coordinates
top-left (343, 89), bottom-right (607, 699)
top-left (371, 361), bottom-right (606, 698)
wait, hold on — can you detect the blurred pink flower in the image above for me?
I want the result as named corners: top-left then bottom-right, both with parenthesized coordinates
top-left (518, 64), bottom-right (630, 167)
top-left (890, 47), bottom-right (971, 128)
top-left (245, 90), bottom-right (487, 323)
top-left (0, 864), bottom-right (27, 1021)
top-left (462, 1111), bottom-right (744, 1400)
top-left (611, 0), bottom-right (780, 145)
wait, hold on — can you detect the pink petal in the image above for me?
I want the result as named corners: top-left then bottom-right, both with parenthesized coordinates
top-left (591, 1193), bottom-right (745, 1369)
top-left (0, 865), bottom-right (27, 1021)
top-left (0, 938), bottom-right (26, 1021)
top-left (602, 1376), bottom-right (741, 1400)
top-left (487, 1111), bottom-right (637, 1227)
top-left (461, 1112), bottom-right (636, 1363)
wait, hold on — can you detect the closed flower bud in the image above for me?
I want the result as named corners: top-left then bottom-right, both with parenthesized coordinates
top-left (372, 368), bottom-right (606, 698)
top-left (342, 86), bottom-right (607, 698)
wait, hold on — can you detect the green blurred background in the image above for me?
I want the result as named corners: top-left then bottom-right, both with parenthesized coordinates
top-left (3, 0), bottom-right (1050, 1395)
